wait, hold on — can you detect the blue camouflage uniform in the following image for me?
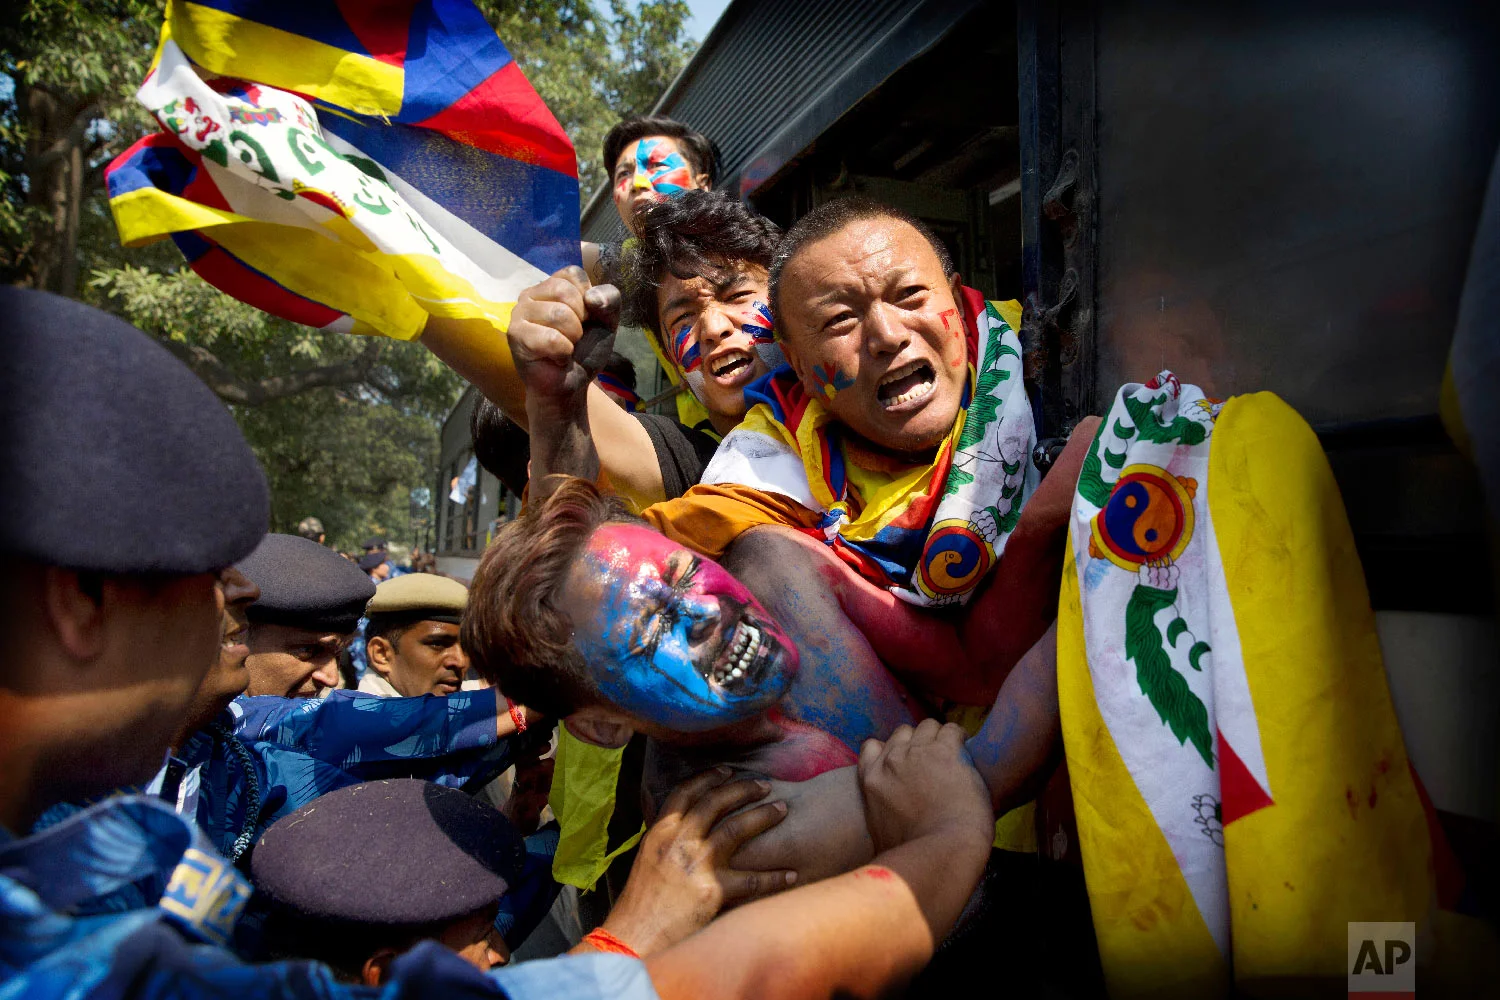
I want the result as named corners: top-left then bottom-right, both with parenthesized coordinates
top-left (33, 689), bottom-right (559, 953)
top-left (42, 688), bottom-right (541, 867)
top-left (0, 795), bottom-right (656, 1000)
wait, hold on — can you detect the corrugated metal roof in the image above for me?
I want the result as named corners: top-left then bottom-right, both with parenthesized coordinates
top-left (581, 0), bottom-right (977, 242)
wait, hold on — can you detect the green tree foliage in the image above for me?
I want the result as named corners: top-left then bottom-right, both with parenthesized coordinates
top-left (1, 0), bottom-right (695, 548)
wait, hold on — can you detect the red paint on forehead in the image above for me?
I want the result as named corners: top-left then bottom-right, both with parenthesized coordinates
top-left (587, 524), bottom-right (758, 606)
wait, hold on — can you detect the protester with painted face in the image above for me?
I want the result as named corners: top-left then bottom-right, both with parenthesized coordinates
top-left (581, 114), bottom-right (717, 287)
top-left (463, 476), bottom-right (1064, 884)
top-left (3, 288), bottom-right (1002, 1000)
top-left (502, 191), bottom-right (783, 510)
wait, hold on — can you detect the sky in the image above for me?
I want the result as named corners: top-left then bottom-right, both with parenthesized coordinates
top-left (684, 0), bottom-right (733, 41)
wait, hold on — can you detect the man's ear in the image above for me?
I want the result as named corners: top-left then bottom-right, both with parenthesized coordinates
top-left (366, 635), bottom-right (395, 678)
top-left (949, 272), bottom-right (966, 320)
top-left (361, 949), bottom-right (397, 987)
top-left (42, 566), bottom-right (108, 661)
top-left (693, 172), bottom-right (712, 191)
top-left (565, 709), bottom-right (635, 749)
top-left (778, 333), bottom-right (804, 379)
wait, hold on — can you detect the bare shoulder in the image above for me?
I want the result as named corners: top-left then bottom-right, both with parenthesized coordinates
top-left (726, 525), bottom-right (839, 576)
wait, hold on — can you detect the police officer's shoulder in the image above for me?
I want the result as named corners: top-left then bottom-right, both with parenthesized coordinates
top-left (251, 779), bottom-right (525, 926)
top-left (366, 574), bottom-right (468, 623)
top-left (238, 533), bottom-right (375, 633)
top-left (0, 287), bottom-right (267, 573)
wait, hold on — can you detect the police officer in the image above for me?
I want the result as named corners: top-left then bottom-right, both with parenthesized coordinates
top-left (239, 533), bottom-right (375, 697)
top-left (252, 780), bottom-right (550, 978)
top-left (359, 575), bottom-right (470, 698)
top-left (0, 290), bottom-right (659, 998)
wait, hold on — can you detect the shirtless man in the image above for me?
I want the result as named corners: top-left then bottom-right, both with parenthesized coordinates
top-left (463, 476), bottom-right (1063, 882)
top-left (483, 197), bottom-right (1096, 878)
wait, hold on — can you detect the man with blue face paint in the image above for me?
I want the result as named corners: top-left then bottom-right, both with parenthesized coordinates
top-left (464, 477), bottom-right (1065, 886)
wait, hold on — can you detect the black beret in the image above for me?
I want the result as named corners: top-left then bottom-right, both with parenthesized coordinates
top-left (361, 536), bottom-right (387, 550)
top-left (238, 533), bottom-right (375, 633)
top-left (0, 288), bottom-right (267, 573)
top-left (251, 779), bottom-right (526, 926)
top-left (357, 551), bottom-right (387, 572)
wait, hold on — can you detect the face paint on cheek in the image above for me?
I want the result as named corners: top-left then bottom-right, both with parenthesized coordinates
top-left (939, 308), bottom-right (966, 367)
top-left (740, 301), bottom-right (775, 346)
top-left (636, 138), bottom-right (692, 198)
top-left (671, 324), bottom-right (700, 374)
top-left (810, 362), bottom-right (855, 400)
top-left (572, 547), bottom-right (794, 732)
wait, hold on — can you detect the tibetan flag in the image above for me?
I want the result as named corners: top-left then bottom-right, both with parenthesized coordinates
top-left (104, 0), bottom-right (579, 340)
top-left (1057, 373), bottom-right (1435, 996)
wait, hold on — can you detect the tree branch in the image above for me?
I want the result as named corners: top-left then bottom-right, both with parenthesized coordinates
top-left (26, 101), bottom-right (102, 173)
top-left (160, 337), bottom-right (386, 405)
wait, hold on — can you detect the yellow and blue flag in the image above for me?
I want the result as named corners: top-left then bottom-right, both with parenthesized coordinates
top-left (104, 0), bottom-right (578, 339)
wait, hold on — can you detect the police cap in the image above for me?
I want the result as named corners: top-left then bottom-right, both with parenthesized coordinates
top-left (252, 779), bottom-right (525, 926)
top-left (365, 574), bottom-right (467, 625)
top-left (0, 288), bottom-right (268, 573)
top-left (238, 533), bottom-right (375, 633)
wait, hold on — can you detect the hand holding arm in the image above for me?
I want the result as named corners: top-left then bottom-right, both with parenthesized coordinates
top-left (646, 720), bottom-right (994, 1000)
top-left (572, 767), bottom-right (794, 958)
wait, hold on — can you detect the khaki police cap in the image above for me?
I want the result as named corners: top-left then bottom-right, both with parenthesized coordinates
top-left (365, 573), bottom-right (468, 622)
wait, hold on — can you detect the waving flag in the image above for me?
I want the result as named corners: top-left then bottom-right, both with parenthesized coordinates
top-left (104, 0), bottom-right (579, 339)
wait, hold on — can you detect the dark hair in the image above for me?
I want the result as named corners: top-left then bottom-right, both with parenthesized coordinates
top-left (469, 397), bottom-right (530, 498)
top-left (622, 190), bottom-right (782, 346)
top-left (462, 477), bottom-right (643, 717)
top-left (600, 351), bottom-right (637, 391)
top-left (602, 114), bottom-right (718, 187)
top-left (769, 197), bottom-right (956, 324)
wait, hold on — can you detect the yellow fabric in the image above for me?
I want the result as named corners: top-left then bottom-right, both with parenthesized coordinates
top-left (993, 298), bottom-right (1023, 340)
top-left (1439, 357), bottom-right (1473, 460)
top-left (110, 186), bottom-right (253, 246)
top-left (642, 482), bottom-right (824, 561)
top-left (171, 2), bottom-right (405, 117)
top-left (1059, 543), bottom-right (1229, 998)
top-left (1209, 392), bottom-right (1433, 985)
top-left (548, 723), bottom-right (643, 892)
top-left (1058, 390), bottom-right (1434, 997)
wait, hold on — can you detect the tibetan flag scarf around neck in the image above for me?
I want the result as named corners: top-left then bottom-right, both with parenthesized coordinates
top-left (698, 288), bottom-right (1037, 607)
top-left (104, 0), bottom-right (579, 340)
top-left (1059, 373), bottom-right (1434, 996)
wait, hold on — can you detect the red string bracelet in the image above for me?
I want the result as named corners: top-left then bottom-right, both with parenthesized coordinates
top-left (506, 697), bottom-right (528, 734)
top-left (583, 928), bottom-right (638, 958)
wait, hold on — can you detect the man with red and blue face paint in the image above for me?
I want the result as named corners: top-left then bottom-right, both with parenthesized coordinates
top-left (579, 115), bottom-right (716, 287)
top-left (503, 191), bottom-right (787, 511)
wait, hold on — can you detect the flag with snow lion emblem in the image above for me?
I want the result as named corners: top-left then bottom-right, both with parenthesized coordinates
top-left (104, 0), bottom-right (579, 340)
top-left (1057, 372), bottom-right (1435, 997)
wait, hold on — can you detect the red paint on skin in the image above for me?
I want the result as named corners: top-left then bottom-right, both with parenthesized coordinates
top-left (856, 866), bottom-right (897, 881)
top-left (585, 523), bottom-right (801, 670)
top-left (939, 308), bottom-right (957, 332)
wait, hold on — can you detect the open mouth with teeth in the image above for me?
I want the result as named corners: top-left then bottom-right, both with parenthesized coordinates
top-left (877, 360), bottom-right (937, 409)
top-left (704, 614), bottom-right (774, 693)
top-left (709, 349), bottom-right (756, 383)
